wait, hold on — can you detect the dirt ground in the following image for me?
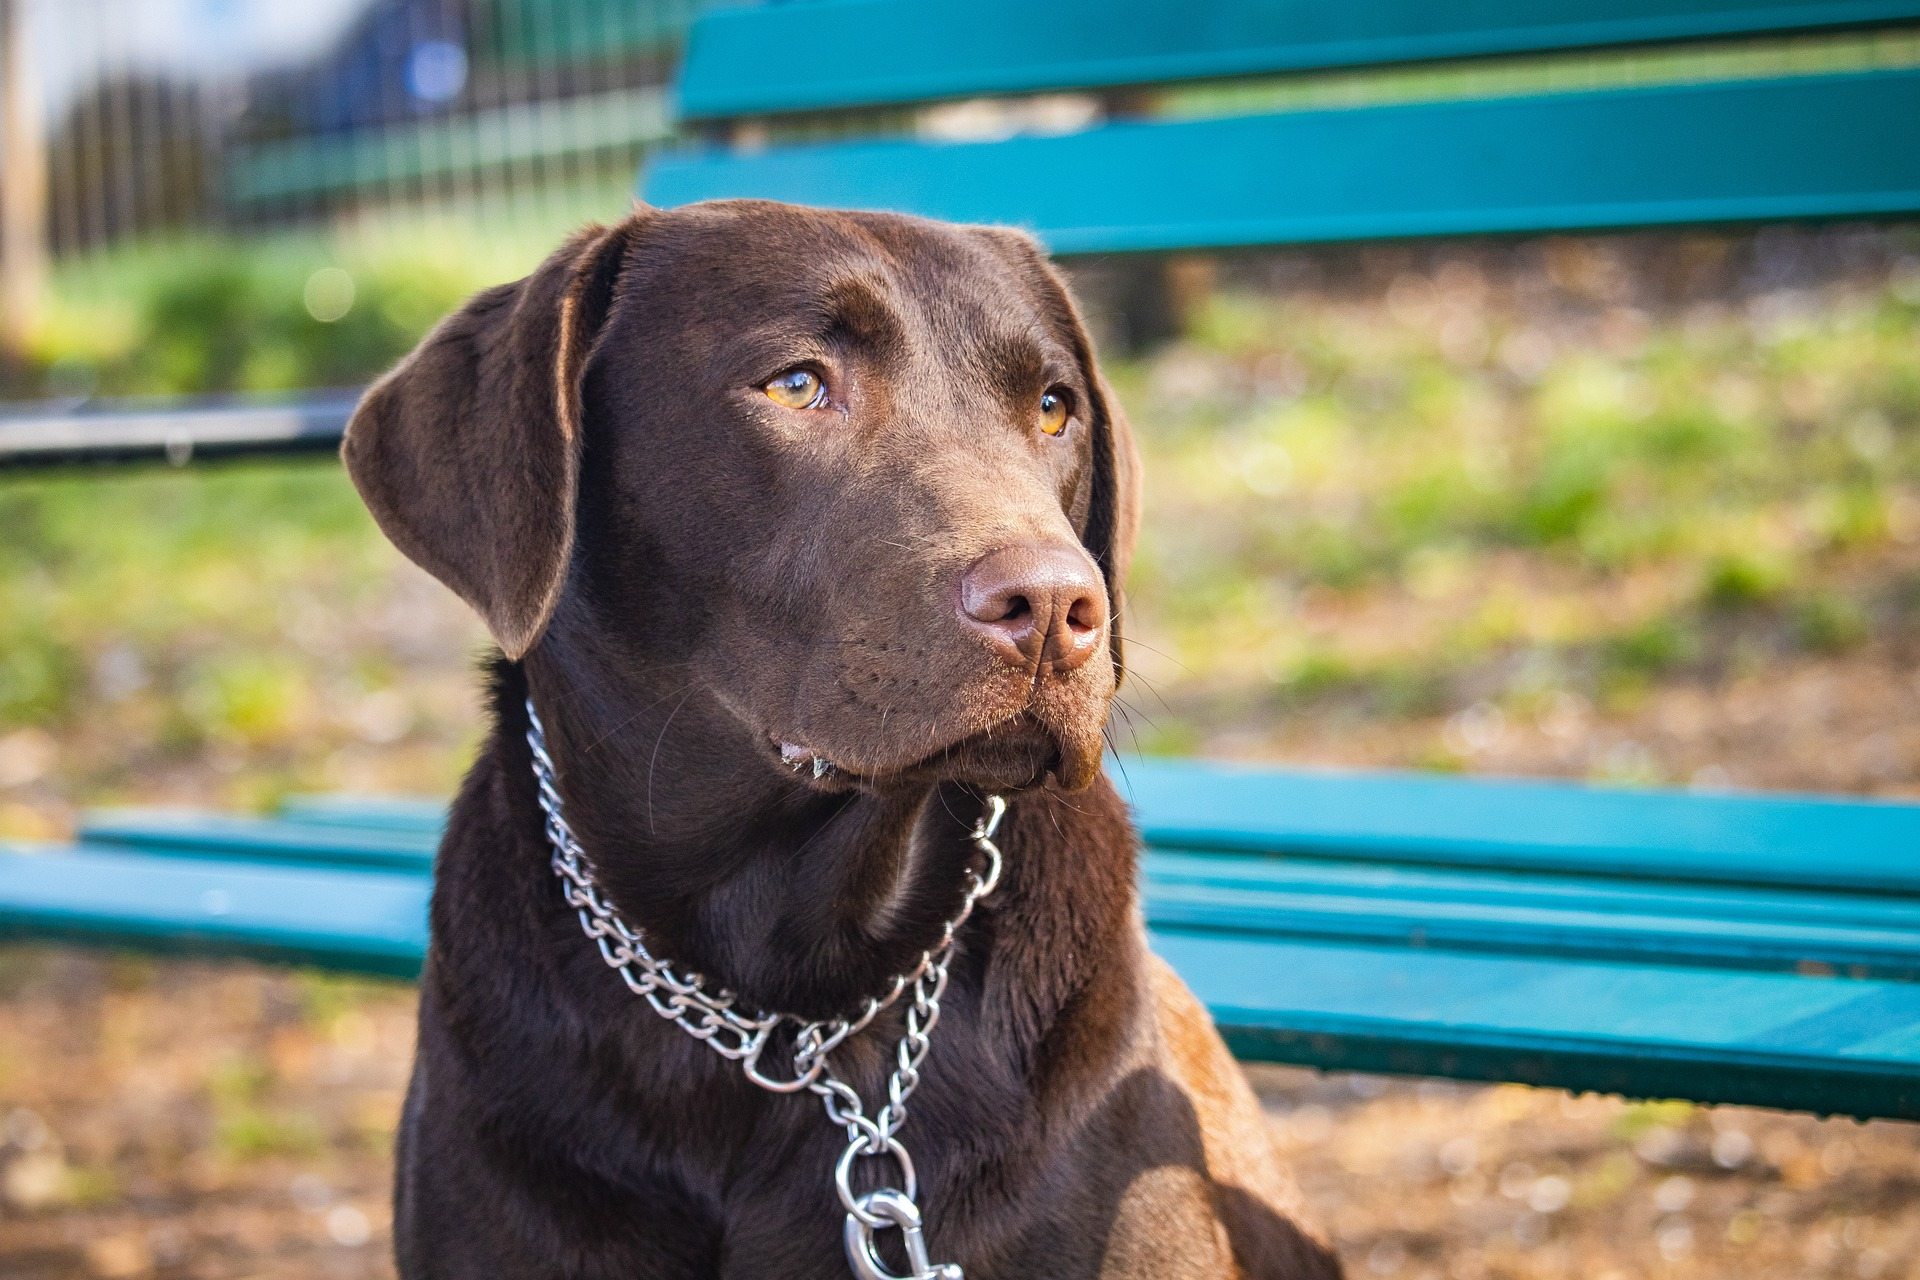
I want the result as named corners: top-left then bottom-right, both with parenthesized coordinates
top-left (0, 942), bottom-right (1915, 1280)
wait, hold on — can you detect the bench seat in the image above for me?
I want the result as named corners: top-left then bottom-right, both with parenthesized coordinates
top-left (4, 836), bottom-right (1915, 1118)
top-left (7, 760), bottom-right (1917, 1118)
top-left (68, 785), bottom-right (1920, 980)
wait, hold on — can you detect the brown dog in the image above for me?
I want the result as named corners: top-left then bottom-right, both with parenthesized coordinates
top-left (344, 200), bottom-right (1340, 1279)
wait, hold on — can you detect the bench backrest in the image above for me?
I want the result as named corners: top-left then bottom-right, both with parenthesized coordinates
top-left (645, 1), bottom-right (1920, 253)
top-left (677, 0), bottom-right (1920, 118)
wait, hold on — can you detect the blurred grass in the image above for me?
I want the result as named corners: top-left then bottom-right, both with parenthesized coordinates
top-left (0, 462), bottom-right (486, 830)
top-left (1, 223), bottom-right (1918, 828)
top-left (17, 213), bottom-right (587, 400)
top-left (1114, 233), bottom-right (1920, 780)
top-left (0, 213), bottom-right (576, 829)
top-left (1163, 25), bottom-right (1920, 122)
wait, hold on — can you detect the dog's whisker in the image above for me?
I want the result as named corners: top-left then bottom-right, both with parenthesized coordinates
top-left (1112, 693), bottom-right (1162, 735)
top-left (1116, 705), bottom-right (1155, 755)
top-left (1117, 638), bottom-right (1196, 679)
top-left (779, 791), bottom-right (859, 869)
top-left (1102, 723), bottom-right (1138, 786)
top-left (1117, 666), bottom-right (1179, 717)
top-left (644, 686), bottom-right (700, 837)
top-left (584, 680), bottom-right (704, 754)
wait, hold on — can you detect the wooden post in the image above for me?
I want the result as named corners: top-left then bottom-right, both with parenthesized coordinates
top-left (0, 0), bottom-right (46, 356)
top-left (1097, 88), bottom-right (1195, 354)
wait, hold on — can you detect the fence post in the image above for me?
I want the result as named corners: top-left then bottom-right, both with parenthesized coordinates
top-left (0, 0), bottom-right (46, 358)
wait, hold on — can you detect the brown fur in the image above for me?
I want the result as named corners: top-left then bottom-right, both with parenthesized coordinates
top-left (343, 200), bottom-right (1340, 1279)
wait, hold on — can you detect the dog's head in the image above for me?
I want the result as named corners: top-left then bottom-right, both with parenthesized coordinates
top-left (344, 201), bottom-right (1138, 794)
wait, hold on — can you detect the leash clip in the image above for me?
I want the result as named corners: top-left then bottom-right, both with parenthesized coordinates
top-left (843, 1189), bottom-right (963, 1280)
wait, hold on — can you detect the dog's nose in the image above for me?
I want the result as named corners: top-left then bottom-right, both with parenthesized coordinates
top-left (959, 544), bottom-right (1108, 674)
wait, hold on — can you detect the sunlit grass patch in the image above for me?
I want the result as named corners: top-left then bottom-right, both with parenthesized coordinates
top-left (1120, 233), bottom-right (1920, 776)
top-left (0, 462), bottom-right (485, 817)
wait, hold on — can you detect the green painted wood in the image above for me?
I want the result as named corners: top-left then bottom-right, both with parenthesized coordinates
top-left (1110, 758), bottom-right (1920, 892)
top-left (1146, 851), bottom-right (1920, 934)
top-left (677, 0), bottom-right (1920, 118)
top-left (77, 780), bottom-right (1920, 978)
top-left (79, 810), bottom-right (436, 872)
top-left (0, 843), bottom-right (427, 977)
top-left (1145, 853), bottom-right (1920, 979)
top-left (220, 794), bottom-right (1920, 974)
top-left (106, 764), bottom-right (1920, 900)
top-left (6, 838), bottom-right (1915, 1115)
top-left (1158, 930), bottom-right (1920, 1119)
top-left (644, 69), bottom-right (1920, 254)
top-left (275, 794), bottom-right (447, 837)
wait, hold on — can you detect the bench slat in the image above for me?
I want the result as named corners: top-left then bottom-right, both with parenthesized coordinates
top-left (264, 761), bottom-right (1920, 894)
top-left (0, 845), bottom-right (427, 977)
top-left (677, 0), bottom-right (1920, 118)
top-left (275, 793), bottom-right (450, 835)
top-left (645, 68), bottom-right (1920, 255)
top-left (96, 757), bottom-right (1920, 894)
top-left (79, 810), bottom-right (436, 872)
top-left (1159, 930), bottom-right (1920, 1119)
top-left (1114, 758), bottom-right (1920, 892)
top-left (1148, 853), bottom-right (1920, 979)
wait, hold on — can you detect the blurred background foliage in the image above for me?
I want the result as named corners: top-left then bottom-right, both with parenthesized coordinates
top-left (18, 216), bottom-right (571, 400)
top-left (0, 0), bottom-right (1913, 828)
top-left (1110, 229), bottom-right (1920, 788)
top-left (2, 220), bottom-right (1918, 843)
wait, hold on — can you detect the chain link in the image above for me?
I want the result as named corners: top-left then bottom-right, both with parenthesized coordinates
top-left (526, 697), bottom-right (1002, 1280)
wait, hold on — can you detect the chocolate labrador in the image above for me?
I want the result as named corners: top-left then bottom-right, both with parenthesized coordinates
top-left (343, 200), bottom-right (1340, 1279)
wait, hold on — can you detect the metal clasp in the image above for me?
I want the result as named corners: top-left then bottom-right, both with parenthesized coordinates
top-left (740, 1022), bottom-right (824, 1093)
top-left (843, 1189), bottom-right (963, 1280)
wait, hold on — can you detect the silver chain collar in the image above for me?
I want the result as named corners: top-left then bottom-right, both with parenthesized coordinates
top-left (525, 696), bottom-right (1003, 1280)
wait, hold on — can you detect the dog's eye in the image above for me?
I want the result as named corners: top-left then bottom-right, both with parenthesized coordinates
top-left (765, 367), bottom-right (825, 410)
top-left (1039, 389), bottom-right (1071, 437)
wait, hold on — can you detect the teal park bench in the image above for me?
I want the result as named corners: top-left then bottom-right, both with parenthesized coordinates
top-left (7, 0), bottom-right (1920, 1120)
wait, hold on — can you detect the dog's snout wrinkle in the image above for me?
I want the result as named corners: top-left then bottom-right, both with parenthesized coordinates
top-left (959, 544), bottom-right (1107, 675)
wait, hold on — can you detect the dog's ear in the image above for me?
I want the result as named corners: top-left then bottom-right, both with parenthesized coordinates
top-left (342, 218), bottom-right (637, 658)
top-left (978, 229), bottom-right (1143, 686)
